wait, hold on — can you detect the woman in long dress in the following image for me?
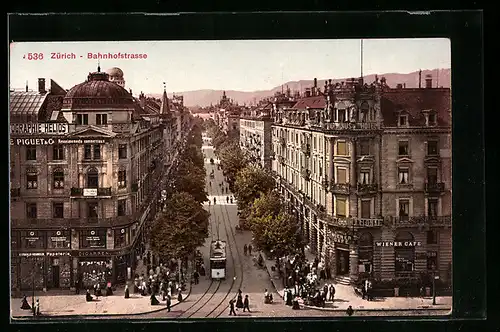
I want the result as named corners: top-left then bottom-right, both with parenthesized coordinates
top-left (236, 289), bottom-right (244, 309)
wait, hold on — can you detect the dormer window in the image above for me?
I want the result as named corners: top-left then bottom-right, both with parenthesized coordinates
top-left (398, 114), bottom-right (408, 127)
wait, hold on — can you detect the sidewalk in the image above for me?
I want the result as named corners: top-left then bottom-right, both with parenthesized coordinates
top-left (11, 270), bottom-right (195, 319)
top-left (260, 251), bottom-right (452, 312)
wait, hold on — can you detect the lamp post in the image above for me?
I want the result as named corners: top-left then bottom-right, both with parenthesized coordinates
top-left (432, 265), bottom-right (438, 305)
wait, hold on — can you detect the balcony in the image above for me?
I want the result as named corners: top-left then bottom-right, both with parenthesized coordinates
top-left (301, 143), bottom-right (311, 156)
top-left (322, 178), bottom-right (330, 191)
top-left (71, 187), bottom-right (112, 197)
top-left (329, 183), bottom-right (350, 195)
top-left (357, 183), bottom-right (378, 195)
top-left (280, 137), bottom-right (286, 147)
top-left (318, 214), bottom-right (383, 228)
top-left (390, 215), bottom-right (451, 227)
top-left (425, 182), bottom-right (445, 193)
top-left (10, 188), bottom-right (21, 197)
top-left (301, 168), bottom-right (311, 181)
top-left (278, 155), bottom-right (285, 165)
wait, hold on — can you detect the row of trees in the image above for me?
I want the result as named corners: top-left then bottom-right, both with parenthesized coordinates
top-left (205, 121), bottom-right (303, 258)
top-left (150, 122), bottom-right (210, 262)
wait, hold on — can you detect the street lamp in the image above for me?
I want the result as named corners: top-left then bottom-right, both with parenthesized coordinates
top-left (432, 264), bottom-right (438, 305)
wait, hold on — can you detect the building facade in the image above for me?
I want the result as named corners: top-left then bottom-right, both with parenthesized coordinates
top-left (239, 103), bottom-right (273, 169)
top-left (271, 76), bottom-right (451, 285)
top-left (10, 67), bottom-right (180, 291)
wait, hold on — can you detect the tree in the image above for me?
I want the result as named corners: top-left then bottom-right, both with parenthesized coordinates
top-left (247, 190), bottom-right (283, 221)
top-left (218, 142), bottom-right (249, 190)
top-left (233, 165), bottom-right (275, 211)
top-left (150, 192), bottom-right (210, 262)
top-left (180, 143), bottom-right (205, 169)
top-left (174, 159), bottom-right (208, 204)
top-left (251, 212), bottom-right (301, 257)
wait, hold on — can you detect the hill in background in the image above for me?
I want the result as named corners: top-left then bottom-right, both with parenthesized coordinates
top-left (148, 68), bottom-right (450, 107)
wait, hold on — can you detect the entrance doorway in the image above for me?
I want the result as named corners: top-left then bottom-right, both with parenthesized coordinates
top-left (52, 265), bottom-right (60, 288)
top-left (336, 249), bottom-right (350, 275)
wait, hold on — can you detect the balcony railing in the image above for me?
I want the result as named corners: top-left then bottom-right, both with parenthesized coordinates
top-left (278, 155), bottom-right (285, 165)
top-left (390, 215), bottom-right (451, 227)
top-left (301, 168), bottom-right (311, 181)
top-left (301, 143), bottom-right (311, 156)
top-left (71, 187), bottom-right (112, 197)
top-left (280, 137), bottom-right (286, 146)
top-left (357, 183), bottom-right (378, 195)
top-left (425, 182), bottom-right (445, 193)
top-left (10, 188), bottom-right (21, 197)
top-left (318, 213), bottom-right (383, 228)
top-left (329, 183), bottom-right (350, 195)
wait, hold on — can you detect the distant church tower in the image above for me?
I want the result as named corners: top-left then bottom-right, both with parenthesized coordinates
top-left (106, 67), bottom-right (125, 88)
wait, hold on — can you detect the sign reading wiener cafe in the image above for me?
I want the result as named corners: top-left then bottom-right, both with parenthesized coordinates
top-left (375, 241), bottom-right (422, 247)
top-left (10, 123), bottom-right (68, 135)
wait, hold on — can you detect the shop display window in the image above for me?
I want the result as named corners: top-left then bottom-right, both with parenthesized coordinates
top-left (395, 231), bottom-right (415, 273)
top-left (79, 260), bottom-right (112, 289)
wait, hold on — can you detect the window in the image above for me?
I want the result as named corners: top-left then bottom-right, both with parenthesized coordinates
top-left (87, 202), bottom-right (99, 218)
top-left (118, 170), bottom-right (127, 188)
top-left (87, 168), bottom-right (99, 188)
top-left (427, 167), bottom-right (438, 184)
top-left (336, 198), bottom-right (346, 217)
top-left (427, 251), bottom-right (438, 270)
top-left (428, 113), bottom-right (436, 126)
top-left (360, 170), bottom-right (370, 184)
top-left (79, 229), bottom-right (106, 249)
top-left (118, 144), bottom-right (127, 159)
top-left (96, 114), bottom-right (108, 125)
top-left (53, 169), bottom-right (64, 189)
top-left (26, 145), bottom-right (37, 161)
top-left (53, 145), bottom-right (64, 160)
top-left (428, 198), bottom-right (438, 217)
top-left (398, 167), bottom-right (409, 184)
top-left (117, 199), bottom-right (126, 216)
top-left (338, 109), bottom-right (347, 122)
top-left (398, 199), bottom-right (410, 221)
top-left (76, 114), bottom-right (88, 125)
top-left (398, 141), bottom-right (409, 156)
top-left (84, 145), bottom-right (92, 159)
top-left (114, 228), bottom-right (127, 248)
top-left (399, 114), bottom-right (408, 126)
top-left (361, 200), bottom-right (371, 218)
top-left (26, 173), bottom-right (38, 189)
top-left (93, 145), bottom-right (101, 160)
top-left (427, 141), bottom-right (438, 156)
top-left (427, 230), bottom-right (438, 244)
top-left (359, 140), bottom-right (370, 156)
top-left (53, 202), bottom-right (64, 218)
top-left (337, 168), bottom-right (347, 183)
top-left (26, 203), bottom-right (37, 219)
top-left (337, 141), bottom-right (347, 155)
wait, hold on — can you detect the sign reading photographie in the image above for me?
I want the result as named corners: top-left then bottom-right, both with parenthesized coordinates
top-left (375, 241), bottom-right (422, 247)
top-left (10, 123), bottom-right (68, 135)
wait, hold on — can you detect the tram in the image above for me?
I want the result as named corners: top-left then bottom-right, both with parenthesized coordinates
top-left (210, 240), bottom-right (227, 279)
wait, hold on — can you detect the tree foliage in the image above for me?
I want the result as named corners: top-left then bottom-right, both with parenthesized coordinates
top-left (218, 142), bottom-right (249, 190)
top-left (173, 159), bottom-right (208, 203)
top-left (150, 192), bottom-right (210, 261)
top-left (250, 212), bottom-right (302, 257)
top-left (233, 165), bottom-right (275, 211)
top-left (247, 190), bottom-right (283, 221)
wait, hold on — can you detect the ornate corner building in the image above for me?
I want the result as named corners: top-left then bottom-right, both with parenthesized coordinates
top-left (268, 75), bottom-right (451, 285)
top-left (10, 67), bottom-right (192, 291)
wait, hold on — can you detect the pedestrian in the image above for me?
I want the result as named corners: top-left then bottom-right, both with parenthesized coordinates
top-left (226, 196), bottom-right (229, 203)
top-left (86, 289), bottom-right (93, 302)
top-left (361, 279), bottom-right (367, 299)
top-left (243, 295), bottom-right (251, 312)
top-left (166, 295), bottom-right (171, 312)
top-left (230, 197), bottom-right (233, 204)
top-left (214, 197), bottom-right (217, 205)
top-left (75, 279), bottom-right (80, 295)
top-left (193, 271), bottom-right (200, 284)
top-left (286, 289), bottom-right (293, 306)
top-left (328, 284), bottom-right (335, 302)
top-left (150, 293), bottom-right (160, 305)
top-left (236, 290), bottom-right (244, 309)
top-left (229, 299), bottom-right (237, 316)
top-left (248, 244), bottom-right (252, 255)
top-left (124, 285), bottom-right (130, 298)
top-left (178, 290), bottom-right (183, 302)
top-left (346, 305), bottom-right (354, 316)
top-left (33, 299), bottom-right (40, 317)
top-left (243, 244), bottom-right (248, 255)
top-left (209, 200), bottom-right (211, 206)
top-left (21, 295), bottom-right (31, 310)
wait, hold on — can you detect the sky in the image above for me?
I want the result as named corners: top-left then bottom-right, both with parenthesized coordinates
top-left (9, 39), bottom-right (450, 95)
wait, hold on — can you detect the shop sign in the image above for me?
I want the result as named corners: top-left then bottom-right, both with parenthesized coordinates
top-left (26, 237), bottom-right (40, 242)
top-left (11, 137), bottom-right (55, 145)
top-left (46, 252), bottom-right (71, 257)
top-left (83, 188), bottom-right (98, 197)
top-left (354, 219), bottom-right (382, 227)
top-left (57, 138), bottom-right (106, 144)
top-left (78, 251), bottom-right (110, 257)
top-left (330, 232), bottom-right (352, 245)
top-left (86, 236), bottom-right (102, 241)
top-left (10, 123), bottom-right (68, 135)
top-left (51, 236), bottom-right (68, 242)
top-left (375, 241), bottom-right (422, 247)
top-left (19, 252), bottom-right (45, 257)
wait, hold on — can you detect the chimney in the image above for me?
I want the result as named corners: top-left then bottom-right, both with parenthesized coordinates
top-left (305, 88), bottom-right (311, 97)
top-left (313, 78), bottom-right (317, 96)
top-left (396, 83), bottom-right (403, 89)
top-left (25, 80), bottom-right (28, 92)
top-left (38, 78), bottom-right (46, 93)
top-left (425, 74), bottom-right (432, 88)
top-left (418, 69), bottom-right (422, 88)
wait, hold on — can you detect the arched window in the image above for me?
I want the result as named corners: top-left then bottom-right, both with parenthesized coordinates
top-left (395, 231), bottom-right (415, 274)
top-left (53, 169), bottom-right (65, 189)
top-left (358, 232), bottom-right (373, 274)
top-left (87, 167), bottom-right (99, 188)
top-left (360, 102), bottom-right (369, 122)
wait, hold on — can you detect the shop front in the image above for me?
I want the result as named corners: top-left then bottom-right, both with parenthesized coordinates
top-left (329, 230), bottom-right (352, 276)
top-left (46, 230), bottom-right (72, 289)
top-left (358, 232), bottom-right (374, 278)
top-left (18, 231), bottom-right (46, 290)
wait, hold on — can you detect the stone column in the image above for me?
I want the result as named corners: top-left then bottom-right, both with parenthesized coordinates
top-left (349, 242), bottom-right (359, 282)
